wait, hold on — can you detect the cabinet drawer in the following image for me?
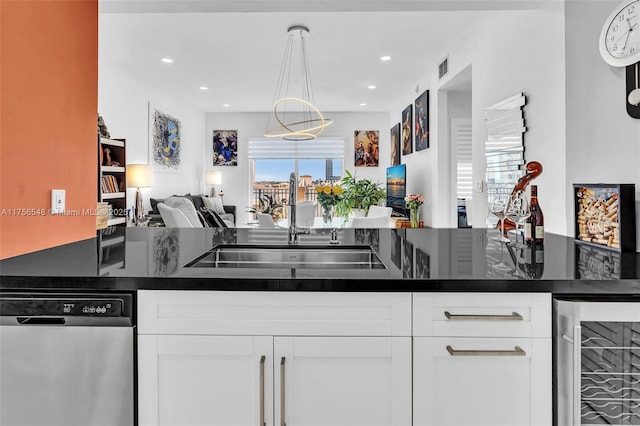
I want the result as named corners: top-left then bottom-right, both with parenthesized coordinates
top-left (413, 336), bottom-right (551, 426)
top-left (413, 293), bottom-right (551, 338)
top-left (138, 290), bottom-right (411, 336)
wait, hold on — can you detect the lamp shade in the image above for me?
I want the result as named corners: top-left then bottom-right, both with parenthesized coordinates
top-left (206, 170), bottom-right (222, 185)
top-left (127, 164), bottom-right (153, 188)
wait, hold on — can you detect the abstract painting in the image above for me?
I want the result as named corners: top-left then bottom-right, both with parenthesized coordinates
top-left (390, 123), bottom-right (401, 166)
top-left (415, 90), bottom-right (430, 151)
top-left (402, 104), bottom-right (413, 155)
top-left (354, 130), bottom-right (379, 167)
top-left (213, 130), bottom-right (238, 166)
top-left (149, 104), bottom-right (181, 170)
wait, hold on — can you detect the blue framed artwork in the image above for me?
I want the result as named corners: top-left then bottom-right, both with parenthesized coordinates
top-left (213, 130), bottom-right (238, 166)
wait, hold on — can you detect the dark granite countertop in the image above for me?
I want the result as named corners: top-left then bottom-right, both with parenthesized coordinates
top-left (1, 227), bottom-right (639, 295)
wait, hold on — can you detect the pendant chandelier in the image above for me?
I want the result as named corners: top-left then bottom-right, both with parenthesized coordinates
top-left (264, 25), bottom-right (332, 141)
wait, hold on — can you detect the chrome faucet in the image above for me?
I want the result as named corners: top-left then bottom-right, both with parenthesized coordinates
top-left (288, 171), bottom-right (298, 244)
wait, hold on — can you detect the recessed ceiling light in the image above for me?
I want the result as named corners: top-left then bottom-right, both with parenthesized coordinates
top-left (360, 103), bottom-right (367, 107)
top-left (367, 85), bottom-right (376, 90)
top-left (161, 58), bottom-right (173, 63)
top-left (380, 55), bottom-right (392, 61)
top-left (199, 86), bottom-right (208, 91)
top-left (223, 104), bottom-right (230, 107)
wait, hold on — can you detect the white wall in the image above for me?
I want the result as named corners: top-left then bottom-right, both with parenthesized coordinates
top-left (205, 111), bottom-right (389, 224)
top-left (564, 1), bottom-right (640, 247)
top-left (388, 4), bottom-right (566, 231)
top-left (98, 59), bottom-right (206, 214)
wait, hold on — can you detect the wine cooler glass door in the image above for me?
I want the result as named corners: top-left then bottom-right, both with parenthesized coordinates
top-left (555, 300), bottom-right (640, 426)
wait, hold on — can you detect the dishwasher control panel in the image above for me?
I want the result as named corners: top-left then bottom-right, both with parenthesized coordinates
top-left (1, 297), bottom-right (125, 317)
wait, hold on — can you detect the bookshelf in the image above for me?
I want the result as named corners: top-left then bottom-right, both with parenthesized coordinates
top-left (99, 137), bottom-right (127, 226)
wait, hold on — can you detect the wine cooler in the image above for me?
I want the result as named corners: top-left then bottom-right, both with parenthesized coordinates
top-left (556, 299), bottom-right (640, 425)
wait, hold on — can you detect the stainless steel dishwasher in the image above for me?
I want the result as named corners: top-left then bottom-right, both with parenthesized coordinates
top-left (0, 292), bottom-right (134, 426)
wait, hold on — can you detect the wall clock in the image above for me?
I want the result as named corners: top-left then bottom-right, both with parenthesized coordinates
top-left (599, 0), bottom-right (640, 118)
top-left (599, 0), bottom-right (640, 67)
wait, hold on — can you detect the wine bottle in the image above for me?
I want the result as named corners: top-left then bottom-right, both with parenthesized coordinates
top-left (525, 185), bottom-right (544, 245)
top-left (523, 244), bottom-right (545, 279)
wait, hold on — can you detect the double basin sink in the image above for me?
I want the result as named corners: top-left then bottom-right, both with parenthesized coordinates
top-left (186, 244), bottom-right (386, 269)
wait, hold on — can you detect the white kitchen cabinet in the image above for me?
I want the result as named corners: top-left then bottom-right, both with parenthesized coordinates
top-left (275, 336), bottom-right (411, 426)
top-left (138, 335), bottom-right (273, 426)
top-left (138, 334), bottom-right (411, 426)
top-left (413, 293), bottom-right (552, 426)
top-left (137, 291), bottom-right (412, 426)
top-left (413, 337), bottom-right (551, 426)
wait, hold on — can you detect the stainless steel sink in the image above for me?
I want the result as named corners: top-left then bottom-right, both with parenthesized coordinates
top-left (186, 245), bottom-right (386, 269)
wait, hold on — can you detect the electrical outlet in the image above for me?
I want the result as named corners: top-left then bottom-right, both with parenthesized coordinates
top-left (51, 189), bottom-right (65, 214)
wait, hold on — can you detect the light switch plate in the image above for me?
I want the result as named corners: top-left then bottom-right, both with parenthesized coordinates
top-left (474, 180), bottom-right (484, 193)
top-left (51, 189), bottom-right (65, 214)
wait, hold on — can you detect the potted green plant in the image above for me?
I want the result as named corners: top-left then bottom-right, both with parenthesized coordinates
top-left (335, 170), bottom-right (386, 218)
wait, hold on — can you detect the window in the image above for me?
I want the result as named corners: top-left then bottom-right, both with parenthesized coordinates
top-left (248, 138), bottom-right (345, 215)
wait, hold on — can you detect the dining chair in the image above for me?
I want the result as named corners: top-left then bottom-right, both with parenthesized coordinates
top-left (256, 212), bottom-right (277, 229)
top-left (367, 205), bottom-right (393, 219)
top-left (350, 215), bottom-right (391, 228)
top-left (296, 201), bottom-right (316, 228)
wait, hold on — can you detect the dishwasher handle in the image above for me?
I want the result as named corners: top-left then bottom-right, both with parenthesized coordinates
top-left (17, 316), bottom-right (66, 325)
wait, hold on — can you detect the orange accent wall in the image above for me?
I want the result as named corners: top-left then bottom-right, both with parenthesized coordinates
top-left (0, 0), bottom-right (98, 259)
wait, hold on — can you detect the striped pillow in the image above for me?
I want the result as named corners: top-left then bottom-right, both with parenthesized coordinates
top-left (200, 207), bottom-right (229, 228)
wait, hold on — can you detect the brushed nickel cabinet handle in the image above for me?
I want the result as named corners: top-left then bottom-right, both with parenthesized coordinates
top-left (280, 357), bottom-right (286, 426)
top-left (446, 345), bottom-right (526, 356)
top-left (444, 311), bottom-right (523, 321)
top-left (260, 355), bottom-right (265, 426)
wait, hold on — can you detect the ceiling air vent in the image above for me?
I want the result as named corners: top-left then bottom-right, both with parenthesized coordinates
top-left (438, 57), bottom-right (448, 79)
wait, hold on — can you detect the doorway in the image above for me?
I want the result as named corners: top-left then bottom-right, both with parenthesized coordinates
top-left (440, 65), bottom-right (472, 228)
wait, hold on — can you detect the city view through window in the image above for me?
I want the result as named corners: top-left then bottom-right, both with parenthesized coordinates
top-left (251, 159), bottom-right (343, 217)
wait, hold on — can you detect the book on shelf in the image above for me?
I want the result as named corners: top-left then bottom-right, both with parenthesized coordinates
top-left (101, 175), bottom-right (120, 193)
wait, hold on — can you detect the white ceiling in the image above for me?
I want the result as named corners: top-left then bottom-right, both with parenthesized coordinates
top-left (99, 0), bottom-right (544, 113)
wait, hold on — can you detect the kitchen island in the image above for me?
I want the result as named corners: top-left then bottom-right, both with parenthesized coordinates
top-left (2, 228), bottom-right (640, 426)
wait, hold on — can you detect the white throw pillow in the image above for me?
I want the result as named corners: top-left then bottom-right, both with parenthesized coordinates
top-left (163, 196), bottom-right (203, 227)
top-left (203, 195), bottom-right (225, 214)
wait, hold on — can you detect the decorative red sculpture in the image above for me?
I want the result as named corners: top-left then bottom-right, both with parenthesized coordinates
top-left (499, 161), bottom-right (543, 234)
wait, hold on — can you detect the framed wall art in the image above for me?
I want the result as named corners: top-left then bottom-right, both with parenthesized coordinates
top-left (213, 130), bottom-right (238, 166)
top-left (390, 123), bottom-right (401, 166)
top-left (149, 103), bottom-right (181, 171)
top-left (402, 104), bottom-right (413, 156)
top-left (415, 90), bottom-right (430, 151)
top-left (354, 130), bottom-right (379, 167)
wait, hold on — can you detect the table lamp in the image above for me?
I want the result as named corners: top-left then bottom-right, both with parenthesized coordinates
top-left (206, 171), bottom-right (222, 197)
top-left (126, 164), bottom-right (152, 225)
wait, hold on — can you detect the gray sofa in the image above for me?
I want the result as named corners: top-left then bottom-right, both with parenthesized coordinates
top-left (148, 194), bottom-right (236, 227)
